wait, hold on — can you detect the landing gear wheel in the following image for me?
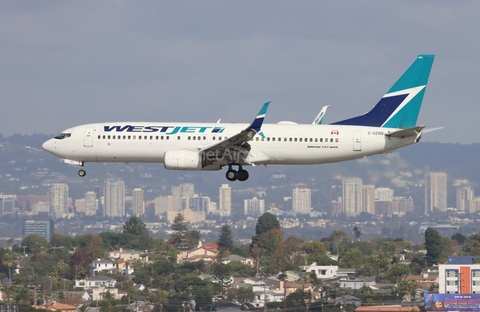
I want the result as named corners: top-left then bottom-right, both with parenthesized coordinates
top-left (226, 169), bottom-right (238, 181)
top-left (78, 169), bottom-right (86, 177)
top-left (237, 170), bottom-right (249, 181)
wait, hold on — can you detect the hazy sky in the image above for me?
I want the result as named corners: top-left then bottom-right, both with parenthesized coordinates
top-left (1, 1), bottom-right (479, 144)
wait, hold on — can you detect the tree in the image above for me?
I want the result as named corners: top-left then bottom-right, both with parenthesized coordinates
top-left (353, 226), bottom-right (362, 241)
top-left (211, 258), bottom-right (233, 296)
top-left (217, 224), bottom-right (234, 254)
top-left (251, 212), bottom-right (280, 248)
top-left (330, 230), bottom-right (348, 256)
top-left (451, 233), bottom-right (467, 245)
top-left (21, 235), bottom-right (49, 254)
top-left (123, 216), bottom-right (148, 236)
top-left (285, 288), bottom-right (308, 312)
top-left (77, 234), bottom-right (104, 260)
top-left (2, 251), bottom-right (14, 284)
top-left (425, 227), bottom-right (443, 266)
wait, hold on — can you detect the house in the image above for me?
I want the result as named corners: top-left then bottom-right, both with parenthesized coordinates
top-left (300, 263), bottom-right (339, 279)
top-left (339, 276), bottom-right (376, 290)
top-left (92, 259), bottom-right (117, 275)
top-left (405, 271), bottom-right (439, 290)
top-left (39, 301), bottom-right (79, 311)
top-left (222, 254), bottom-right (254, 267)
top-left (60, 290), bottom-right (91, 303)
top-left (109, 248), bottom-right (148, 262)
top-left (91, 287), bottom-right (124, 301)
top-left (75, 275), bottom-right (117, 289)
top-left (334, 294), bottom-right (365, 307)
top-left (176, 245), bottom-right (218, 264)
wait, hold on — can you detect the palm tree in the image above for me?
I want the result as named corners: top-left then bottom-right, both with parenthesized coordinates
top-left (2, 251), bottom-right (14, 284)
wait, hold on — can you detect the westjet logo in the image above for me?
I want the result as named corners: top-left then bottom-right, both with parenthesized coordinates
top-left (104, 125), bottom-right (225, 135)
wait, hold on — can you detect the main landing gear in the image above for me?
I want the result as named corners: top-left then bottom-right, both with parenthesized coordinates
top-left (225, 164), bottom-right (249, 182)
top-left (78, 162), bottom-right (86, 177)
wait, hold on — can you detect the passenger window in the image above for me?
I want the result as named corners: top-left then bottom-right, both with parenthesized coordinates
top-left (98, 135), bottom-right (101, 139)
top-left (150, 136), bottom-right (153, 140)
top-left (315, 138), bottom-right (318, 142)
top-left (107, 135), bottom-right (111, 139)
top-left (203, 136), bottom-right (206, 140)
top-left (139, 136), bottom-right (142, 140)
top-left (123, 135), bottom-right (126, 139)
top-left (335, 138), bottom-right (339, 142)
top-left (325, 138), bottom-right (328, 142)
top-left (256, 137), bottom-right (259, 141)
top-left (284, 138), bottom-right (287, 141)
top-left (193, 136), bottom-right (196, 140)
top-left (272, 138), bottom-right (275, 142)
top-left (267, 138), bottom-right (270, 142)
top-left (178, 136), bottom-right (181, 140)
top-left (133, 136), bottom-right (136, 140)
top-left (128, 135), bottom-right (131, 139)
top-left (166, 136), bottom-right (169, 140)
top-left (305, 138), bottom-right (308, 142)
top-left (299, 138), bottom-right (302, 142)
top-left (188, 136), bottom-right (191, 140)
top-left (320, 138), bottom-right (323, 142)
top-left (289, 138), bottom-right (292, 142)
top-left (213, 136), bottom-right (216, 140)
top-left (156, 136), bottom-right (158, 140)
top-left (161, 136), bottom-right (164, 140)
top-left (330, 138), bottom-right (334, 142)
top-left (294, 138), bottom-right (297, 142)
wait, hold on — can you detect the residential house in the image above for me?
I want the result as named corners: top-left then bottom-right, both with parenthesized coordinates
top-left (75, 275), bottom-right (117, 289)
top-left (39, 301), bottom-right (79, 311)
top-left (92, 259), bottom-right (117, 275)
top-left (334, 294), bottom-right (365, 307)
top-left (339, 276), bottom-right (376, 290)
top-left (301, 263), bottom-right (339, 279)
top-left (222, 254), bottom-right (254, 267)
top-left (176, 245), bottom-right (218, 264)
top-left (405, 271), bottom-right (439, 290)
top-left (92, 287), bottom-right (125, 301)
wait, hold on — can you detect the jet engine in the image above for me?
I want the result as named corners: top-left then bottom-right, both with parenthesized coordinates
top-left (164, 150), bottom-right (203, 170)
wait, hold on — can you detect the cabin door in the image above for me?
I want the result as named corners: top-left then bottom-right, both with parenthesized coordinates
top-left (353, 131), bottom-right (362, 151)
top-left (84, 127), bottom-right (94, 147)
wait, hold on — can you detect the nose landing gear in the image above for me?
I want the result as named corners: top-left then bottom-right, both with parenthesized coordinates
top-left (225, 164), bottom-right (249, 182)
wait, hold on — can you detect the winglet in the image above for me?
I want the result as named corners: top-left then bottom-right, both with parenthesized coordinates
top-left (247, 101), bottom-right (270, 133)
top-left (312, 105), bottom-right (330, 125)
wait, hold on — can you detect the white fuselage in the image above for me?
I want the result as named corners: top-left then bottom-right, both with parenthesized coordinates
top-left (42, 122), bottom-right (417, 170)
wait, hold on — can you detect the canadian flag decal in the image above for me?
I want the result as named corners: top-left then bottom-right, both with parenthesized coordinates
top-left (331, 130), bottom-right (339, 135)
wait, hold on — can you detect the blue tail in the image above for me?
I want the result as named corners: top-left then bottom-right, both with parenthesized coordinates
top-left (332, 54), bottom-right (434, 129)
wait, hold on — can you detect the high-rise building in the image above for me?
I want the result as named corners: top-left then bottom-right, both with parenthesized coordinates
top-left (244, 197), bottom-right (265, 217)
top-left (457, 187), bottom-right (475, 212)
top-left (85, 191), bottom-right (98, 216)
top-left (23, 219), bottom-right (54, 241)
top-left (189, 195), bottom-right (211, 213)
top-left (392, 196), bottom-right (414, 214)
top-left (375, 187), bottom-right (394, 202)
top-left (171, 186), bottom-right (182, 211)
top-left (104, 179), bottom-right (125, 217)
top-left (425, 172), bottom-right (447, 214)
top-left (180, 183), bottom-right (195, 198)
top-left (132, 188), bottom-right (145, 216)
top-left (75, 198), bottom-right (86, 214)
top-left (362, 185), bottom-right (375, 215)
top-left (0, 194), bottom-right (16, 216)
top-left (155, 195), bottom-right (172, 216)
top-left (218, 184), bottom-right (232, 217)
top-left (342, 178), bottom-right (363, 217)
top-left (50, 183), bottom-right (69, 219)
top-left (292, 188), bottom-right (312, 213)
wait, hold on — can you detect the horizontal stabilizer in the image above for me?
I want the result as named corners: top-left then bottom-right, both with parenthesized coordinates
top-left (386, 126), bottom-right (425, 138)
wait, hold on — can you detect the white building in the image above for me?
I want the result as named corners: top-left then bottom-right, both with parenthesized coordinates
top-left (51, 183), bottom-right (69, 218)
top-left (244, 197), bottom-right (265, 217)
top-left (342, 178), bottom-right (363, 217)
top-left (300, 263), bottom-right (339, 279)
top-left (292, 188), bottom-right (312, 213)
top-left (425, 171), bottom-right (447, 214)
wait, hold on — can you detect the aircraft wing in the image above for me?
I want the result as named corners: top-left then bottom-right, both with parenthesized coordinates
top-left (201, 102), bottom-right (270, 164)
top-left (385, 126), bottom-right (425, 138)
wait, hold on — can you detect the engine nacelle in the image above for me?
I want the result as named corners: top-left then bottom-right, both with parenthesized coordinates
top-left (164, 150), bottom-right (203, 170)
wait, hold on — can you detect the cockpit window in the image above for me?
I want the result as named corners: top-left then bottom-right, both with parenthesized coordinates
top-left (54, 133), bottom-right (71, 139)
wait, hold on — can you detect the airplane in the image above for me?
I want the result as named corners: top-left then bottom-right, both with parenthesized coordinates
top-left (42, 54), bottom-right (435, 182)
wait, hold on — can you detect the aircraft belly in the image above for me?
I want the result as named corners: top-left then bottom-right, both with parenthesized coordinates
top-left (95, 143), bottom-right (165, 163)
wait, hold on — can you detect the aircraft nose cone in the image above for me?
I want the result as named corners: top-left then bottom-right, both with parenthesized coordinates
top-left (42, 139), bottom-right (55, 154)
